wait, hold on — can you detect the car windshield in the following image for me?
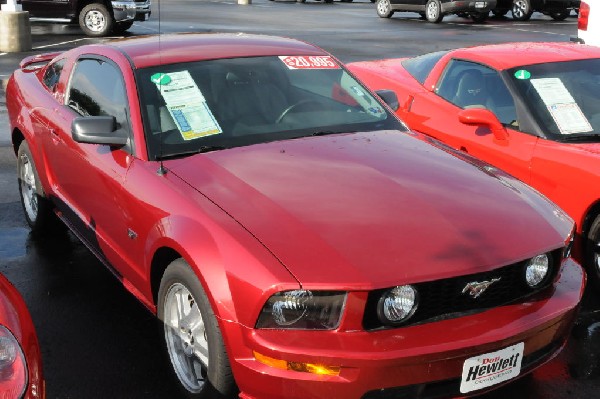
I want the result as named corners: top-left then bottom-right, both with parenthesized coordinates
top-left (136, 56), bottom-right (403, 159)
top-left (507, 58), bottom-right (600, 140)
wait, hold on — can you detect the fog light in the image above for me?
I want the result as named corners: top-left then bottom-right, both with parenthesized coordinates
top-left (525, 254), bottom-right (550, 288)
top-left (378, 285), bottom-right (418, 324)
top-left (253, 351), bottom-right (341, 376)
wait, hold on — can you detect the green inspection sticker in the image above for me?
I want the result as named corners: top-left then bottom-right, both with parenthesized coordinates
top-left (514, 70), bottom-right (531, 80)
top-left (151, 73), bottom-right (172, 85)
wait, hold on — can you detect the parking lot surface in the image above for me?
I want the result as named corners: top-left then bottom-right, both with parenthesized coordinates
top-left (1, 1), bottom-right (599, 397)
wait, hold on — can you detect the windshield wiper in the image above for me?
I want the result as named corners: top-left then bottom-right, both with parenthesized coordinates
top-left (157, 145), bottom-right (227, 160)
top-left (556, 134), bottom-right (600, 143)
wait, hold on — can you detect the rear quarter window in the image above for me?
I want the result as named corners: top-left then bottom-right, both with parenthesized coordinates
top-left (401, 51), bottom-right (449, 85)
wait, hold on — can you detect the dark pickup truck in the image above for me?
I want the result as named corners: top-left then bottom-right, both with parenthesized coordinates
top-left (3, 0), bottom-right (151, 36)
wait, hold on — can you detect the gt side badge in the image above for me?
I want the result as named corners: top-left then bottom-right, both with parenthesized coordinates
top-left (514, 70), bottom-right (531, 80)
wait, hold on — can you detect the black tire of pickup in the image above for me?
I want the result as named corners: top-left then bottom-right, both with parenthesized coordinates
top-left (79, 3), bottom-right (114, 37)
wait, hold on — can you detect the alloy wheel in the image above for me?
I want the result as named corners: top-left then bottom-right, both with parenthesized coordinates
top-left (164, 282), bottom-right (209, 393)
top-left (19, 153), bottom-right (38, 223)
top-left (84, 10), bottom-right (106, 33)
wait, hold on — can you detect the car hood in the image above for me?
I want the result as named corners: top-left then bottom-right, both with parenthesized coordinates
top-left (168, 131), bottom-right (572, 289)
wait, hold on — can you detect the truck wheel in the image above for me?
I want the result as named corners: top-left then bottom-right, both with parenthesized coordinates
top-left (376, 0), bottom-right (394, 18)
top-left (113, 20), bottom-right (134, 34)
top-left (79, 3), bottom-right (114, 37)
top-left (512, 0), bottom-right (533, 21)
top-left (425, 0), bottom-right (444, 23)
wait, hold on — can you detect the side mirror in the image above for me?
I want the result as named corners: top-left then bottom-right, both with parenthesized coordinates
top-left (376, 89), bottom-right (399, 111)
top-left (458, 108), bottom-right (508, 141)
top-left (71, 116), bottom-right (128, 147)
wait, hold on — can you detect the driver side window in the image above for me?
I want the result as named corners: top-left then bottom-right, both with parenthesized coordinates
top-left (68, 57), bottom-right (133, 152)
top-left (436, 60), bottom-right (518, 128)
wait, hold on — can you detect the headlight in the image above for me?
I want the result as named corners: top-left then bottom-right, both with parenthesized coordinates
top-left (525, 253), bottom-right (551, 288)
top-left (377, 285), bottom-right (418, 325)
top-left (0, 326), bottom-right (27, 398)
top-left (256, 290), bottom-right (347, 330)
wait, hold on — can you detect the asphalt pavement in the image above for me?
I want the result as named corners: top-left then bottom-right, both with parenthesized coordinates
top-left (1, 1), bottom-right (599, 398)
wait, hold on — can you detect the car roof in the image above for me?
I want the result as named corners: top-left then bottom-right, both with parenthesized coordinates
top-left (448, 42), bottom-right (600, 70)
top-left (106, 33), bottom-right (328, 69)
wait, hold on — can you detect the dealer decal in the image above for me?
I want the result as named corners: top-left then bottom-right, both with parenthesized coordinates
top-left (279, 56), bottom-right (340, 69)
top-left (460, 342), bottom-right (524, 393)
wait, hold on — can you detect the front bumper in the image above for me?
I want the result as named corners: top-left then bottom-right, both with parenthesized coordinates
top-left (442, 0), bottom-right (498, 14)
top-left (111, 1), bottom-right (136, 22)
top-left (134, 0), bottom-right (151, 21)
top-left (226, 259), bottom-right (584, 399)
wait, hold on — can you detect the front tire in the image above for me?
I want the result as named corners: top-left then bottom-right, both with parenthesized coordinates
top-left (512, 0), bottom-right (533, 21)
top-left (376, 0), bottom-right (394, 18)
top-left (158, 259), bottom-right (237, 398)
top-left (471, 12), bottom-right (488, 23)
top-left (425, 0), bottom-right (444, 23)
top-left (79, 3), bottom-right (113, 36)
top-left (585, 216), bottom-right (600, 290)
top-left (17, 141), bottom-right (59, 233)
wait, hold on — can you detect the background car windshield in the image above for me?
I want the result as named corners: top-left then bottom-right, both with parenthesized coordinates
top-left (136, 56), bottom-right (402, 159)
top-left (508, 59), bottom-right (600, 138)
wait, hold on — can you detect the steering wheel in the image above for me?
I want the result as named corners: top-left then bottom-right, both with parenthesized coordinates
top-left (276, 100), bottom-right (326, 124)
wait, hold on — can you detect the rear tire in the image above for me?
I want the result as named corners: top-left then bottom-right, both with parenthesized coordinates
top-left (425, 0), bottom-right (444, 23)
top-left (376, 0), bottom-right (394, 18)
top-left (17, 141), bottom-right (60, 234)
top-left (549, 9), bottom-right (570, 21)
top-left (79, 3), bottom-right (114, 37)
top-left (158, 259), bottom-right (237, 398)
top-left (512, 0), bottom-right (533, 21)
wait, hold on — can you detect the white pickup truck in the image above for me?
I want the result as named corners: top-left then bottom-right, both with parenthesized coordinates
top-left (577, 1), bottom-right (599, 45)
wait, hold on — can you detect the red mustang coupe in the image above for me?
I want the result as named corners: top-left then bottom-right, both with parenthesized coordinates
top-left (349, 42), bottom-right (600, 290)
top-left (0, 273), bottom-right (44, 399)
top-left (7, 34), bottom-right (584, 398)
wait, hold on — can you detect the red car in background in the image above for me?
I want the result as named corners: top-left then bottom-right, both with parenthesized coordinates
top-left (0, 273), bottom-right (44, 398)
top-left (348, 42), bottom-right (600, 290)
top-left (6, 34), bottom-right (584, 398)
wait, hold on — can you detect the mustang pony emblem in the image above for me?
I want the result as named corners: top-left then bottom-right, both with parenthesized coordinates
top-left (462, 278), bottom-right (501, 299)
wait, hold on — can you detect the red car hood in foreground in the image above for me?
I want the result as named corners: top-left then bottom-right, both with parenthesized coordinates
top-left (169, 130), bottom-right (572, 289)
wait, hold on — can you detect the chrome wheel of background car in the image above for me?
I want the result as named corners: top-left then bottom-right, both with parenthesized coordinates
top-left (164, 282), bottom-right (208, 393)
top-left (512, 0), bottom-right (533, 21)
top-left (78, 3), bottom-right (113, 37)
top-left (425, 0), bottom-right (443, 23)
top-left (158, 259), bottom-right (237, 398)
top-left (19, 152), bottom-right (38, 224)
top-left (376, 0), bottom-right (394, 18)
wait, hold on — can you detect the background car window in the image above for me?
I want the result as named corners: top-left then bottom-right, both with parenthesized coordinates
top-left (436, 59), bottom-right (518, 128)
top-left (68, 58), bottom-right (131, 138)
top-left (401, 50), bottom-right (448, 85)
top-left (42, 59), bottom-right (65, 92)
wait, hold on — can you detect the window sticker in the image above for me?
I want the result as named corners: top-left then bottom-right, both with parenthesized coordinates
top-left (153, 71), bottom-right (222, 140)
top-left (514, 70), bottom-right (531, 80)
top-left (279, 56), bottom-right (340, 70)
top-left (531, 78), bottom-right (592, 134)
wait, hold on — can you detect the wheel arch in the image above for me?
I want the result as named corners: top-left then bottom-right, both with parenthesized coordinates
top-left (581, 200), bottom-right (600, 240)
top-left (12, 128), bottom-right (25, 157)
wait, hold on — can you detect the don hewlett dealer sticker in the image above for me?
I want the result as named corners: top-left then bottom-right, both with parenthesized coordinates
top-left (460, 342), bottom-right (524, 393)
